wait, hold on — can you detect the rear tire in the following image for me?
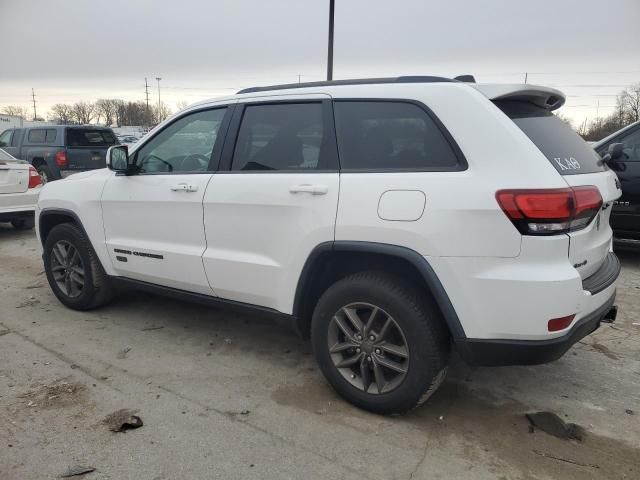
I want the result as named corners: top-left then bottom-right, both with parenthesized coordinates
top-left (36, 164), bottom-right (53, 184)
top-left (43, 223), bottom-right (113, 310)
top-left (311, 271), bottom-right (450, 414)
top-left (11, 217), bottom-right (34, 230)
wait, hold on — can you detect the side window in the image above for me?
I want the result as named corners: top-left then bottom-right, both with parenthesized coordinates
top-left (135, 108), bottom-right (227, 173)
top-left (231, 103), bottom-right (328, 171)
top-left (617, 127), bottom-right (640, 162)
top-left (45, 129), bottom-right (57, 143)
top-left (333, 101), bottom-right (460, 170)
top-left (11, 130), bottom-right (21, 147)
top-left (28, 129), bottom-right (46, 143)
top-left (0, 130), bottom-right (12, 147)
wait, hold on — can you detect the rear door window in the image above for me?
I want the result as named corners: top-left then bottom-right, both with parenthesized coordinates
top-left (333, 101), bottom-right (461, 171)
top-left (495, 100), bottom-right (605, 175)
top-left (66, 129), bottom-right (117, 147)
top-left (231, 102), bottom-right (331, 171)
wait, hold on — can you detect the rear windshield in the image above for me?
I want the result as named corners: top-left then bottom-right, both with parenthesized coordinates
top-left (66, 129), bottom-right (117, 147)
top-left (495, 100), bottom-right (605, 175)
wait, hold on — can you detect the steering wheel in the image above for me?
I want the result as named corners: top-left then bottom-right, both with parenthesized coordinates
top-left (181, 153), bottom-right (210, 171)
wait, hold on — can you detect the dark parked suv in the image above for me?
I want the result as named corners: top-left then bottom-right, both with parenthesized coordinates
top-left (0, 126), bottom-right (118, 183)
top-left (593, 121), bottom-right (640, 244)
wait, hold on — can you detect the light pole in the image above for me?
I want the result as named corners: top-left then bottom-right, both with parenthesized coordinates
top-left (327, 0), bottom-right (335, 81)
top-left (155, 77), bottom-right (162, 121)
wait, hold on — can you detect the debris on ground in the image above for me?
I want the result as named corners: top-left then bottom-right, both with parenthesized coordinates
top-left (141, 325), bottom-right (164, 331)
top-left (0, 329), bottom-right (10, 336)
top-left (526, 412), bottom-right (586, 441)
top-left (19, 380), bottom-right (86, 408)
top-left (16, 298), bottom-right (40, 308)
top-left (59, 465), bottom-right (96, 477)
top-left (116, 347), bottom-right (131, 359)
top-left (103, 409), bottom-right (143, 432)
top-left (626, 409), bottom-right (634, 415)
top-left (532, 450), bottom-right (599, 469)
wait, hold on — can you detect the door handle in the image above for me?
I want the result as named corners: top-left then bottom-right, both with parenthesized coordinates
top-left (289, 184), bottom-right (328, 195)
top-left (170, 183), bottom-right (199, 192)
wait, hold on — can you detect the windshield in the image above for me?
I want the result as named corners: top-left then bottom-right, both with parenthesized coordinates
top-left (495, 100), bottom-right (606, 175)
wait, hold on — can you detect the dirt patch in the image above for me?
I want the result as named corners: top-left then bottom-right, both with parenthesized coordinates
top-left (406, 381), bottom-right (640, 480)
top-left (18, 379), bottom-right (87, 409)
top-left (589, 343), bottom-right (620, 360)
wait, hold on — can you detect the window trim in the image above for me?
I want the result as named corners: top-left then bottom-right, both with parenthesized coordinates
top-left (126, 105), bottom-right (233, 176)
top-left (218, 99), bottom-right (340, 174)
top-left (332, 98), bottom-right (468, 173)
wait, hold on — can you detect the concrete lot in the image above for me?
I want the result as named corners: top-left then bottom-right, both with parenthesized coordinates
top-left (0, 224), bottom-right (638, 480)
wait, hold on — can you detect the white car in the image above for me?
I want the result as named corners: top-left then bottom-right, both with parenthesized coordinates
top-left (0, 147), bottom-right (41, 229)
top-left (35, 77), bottom-right (621, 413)
top-left (117, 135), bottom-right (140, 146)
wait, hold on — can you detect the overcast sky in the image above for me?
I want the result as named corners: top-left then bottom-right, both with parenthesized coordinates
top-left (1, 0), bottom-right (639, 125)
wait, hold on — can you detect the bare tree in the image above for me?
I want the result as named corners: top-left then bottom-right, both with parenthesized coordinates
top-left (620, 83), bottom-right (640, 123)
top-left (95, 99), bottom-right (119, 126)
top-left (1, 105), bottom-right (30, 119)
top-left (49, 104), bottom-right (74, 124)
top-left (176, 100), bottom-right (189, 111)
top-left (154, 102), bottom-right (172, 123)
top-left (72, 101), bottom-right (95, 124)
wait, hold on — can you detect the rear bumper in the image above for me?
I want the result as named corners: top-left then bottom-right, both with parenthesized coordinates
top-left (456, 292), bottom-right (617, 366)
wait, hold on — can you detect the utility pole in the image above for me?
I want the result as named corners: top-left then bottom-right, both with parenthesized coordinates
top-left (144, 77), bottom-right (151, 126)
top-left (155, 77), bottom-right (162, 122)
top-left (327, 0), bottom-right (335, 81)
top-left (297, 74), bottom-right (302, 84)
top-left (524, 72), bottom-right (528, 84)
top-left (31, 88), bottom-right (37, 120)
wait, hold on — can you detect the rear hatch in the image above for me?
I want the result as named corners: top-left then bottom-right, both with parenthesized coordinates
top-left (492, 94), bottom-right (621, 279)
top-left (64, 128), bottom-right (118, 170)
top-left (0, 149), bottom-right (28, 194)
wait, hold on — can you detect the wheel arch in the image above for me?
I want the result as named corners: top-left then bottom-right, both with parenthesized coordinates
top-left (39, 208), bottom-right (89, 247)
top-left (293, 241), bottom-right (466, 340)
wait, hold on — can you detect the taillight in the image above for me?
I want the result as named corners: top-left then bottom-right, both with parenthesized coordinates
top-left (28, 165), bottom-right (42, 188)
top-left (496, 186), bottom-right (602, 235)
top-left (55, 150), bottom-right (68, 167)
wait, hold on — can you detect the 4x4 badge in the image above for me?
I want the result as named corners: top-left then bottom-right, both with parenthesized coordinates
top-left (615, 178), bottom-right (621, 189)
top-left (596, 213), bottom-right (601, 230)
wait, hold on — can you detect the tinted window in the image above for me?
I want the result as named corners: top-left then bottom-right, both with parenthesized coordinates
top-left (66, 129), bottom-right (117, 147)
top-left (610, 127), bottom-right (640, 162)
top-left (28, 129), bottom-right (46, 143)
top-left (45, 129), bottom-right (57, 143)
top-left (232, 103), bottom-right (328, 171)
top-left (136, 108), bottom-right (226, 173)
top-left (333, 101), bottom-right (459, 170)
top-left (10, 129), bottom-right (21, 147)
top-left (496, 100), bottom-right (605, 175)
top-left (0, 130), bottom-right (11, 147)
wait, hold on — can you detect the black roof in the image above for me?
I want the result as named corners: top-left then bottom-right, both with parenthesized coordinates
top-left (236, 76), bottom-right (459, 94)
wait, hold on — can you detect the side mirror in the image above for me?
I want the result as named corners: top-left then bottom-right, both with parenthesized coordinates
top-left (106, 145), bottom-right (133, 172)
top-left (608, 142), bottom-right (624, 161)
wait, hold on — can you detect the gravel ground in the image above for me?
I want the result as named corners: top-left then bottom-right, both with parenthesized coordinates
top-left (0, 224), bottom-right (638, 480)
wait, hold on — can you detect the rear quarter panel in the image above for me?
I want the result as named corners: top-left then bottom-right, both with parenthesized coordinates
top-left (333, 83), bottom-right (568, 257)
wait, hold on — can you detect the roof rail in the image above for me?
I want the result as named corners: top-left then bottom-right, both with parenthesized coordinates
top-left (236, 76), bottom-right (455, 94)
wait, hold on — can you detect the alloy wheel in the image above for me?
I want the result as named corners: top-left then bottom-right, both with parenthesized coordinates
top-left (50, 240), bottom-right (85, 298)
top-left (327, 302), bottom-right (410, 394)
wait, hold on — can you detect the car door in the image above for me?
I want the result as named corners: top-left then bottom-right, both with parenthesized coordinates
top-left (202, 96), bottom-right (340, 313)
top-left (597, 125), bottom-right (640, 238)
top-left (101, 105), bottom-right (232, 294)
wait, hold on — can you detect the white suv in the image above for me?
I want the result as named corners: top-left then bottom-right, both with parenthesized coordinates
top-left (36, 77), bottom-right (621, 414)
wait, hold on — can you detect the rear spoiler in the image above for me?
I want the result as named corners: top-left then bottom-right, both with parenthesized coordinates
top-left (470, 84), bottom-right (565, 111)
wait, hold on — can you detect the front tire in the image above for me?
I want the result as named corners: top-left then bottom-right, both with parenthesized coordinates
top-left (43, 223), bottom-right (113, 310)
top-left (311, 271), bottom-right (450, 414)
